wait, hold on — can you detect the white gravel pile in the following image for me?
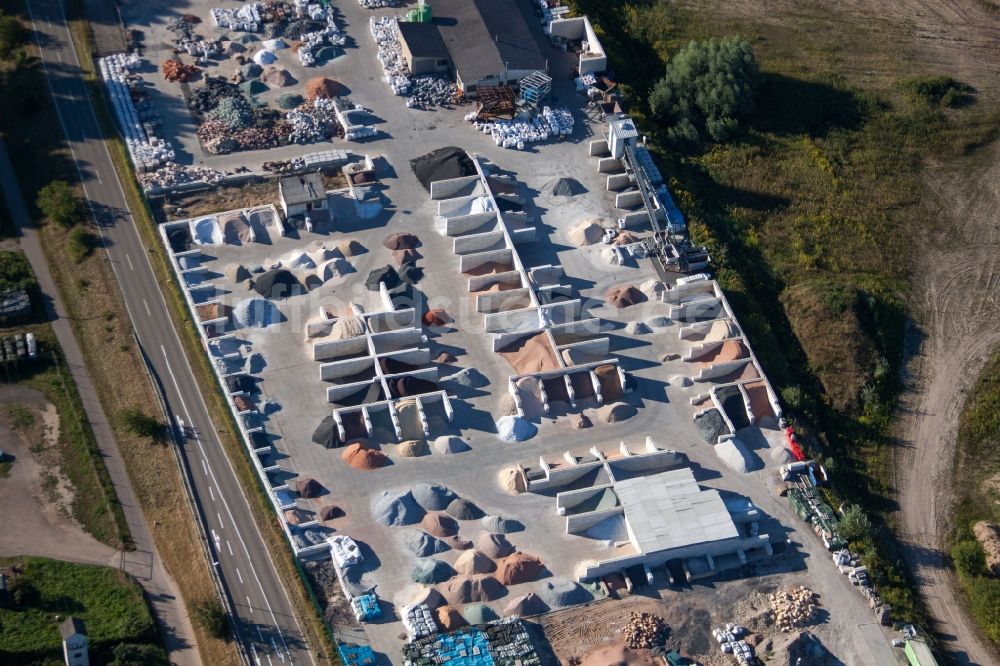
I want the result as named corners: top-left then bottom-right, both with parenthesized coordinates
top-left (233, 298), bottom-right (280, 328)
top-left (495, 415), bottom-right (537, 442)
top-left (715, 438), bottom-right (751, 473)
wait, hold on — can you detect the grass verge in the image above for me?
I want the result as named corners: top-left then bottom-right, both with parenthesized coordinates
top-left (0, 555), bottom-right (162, 664)
top-left (949, 348), bottom-right (1000, 645)
top-left (65, 5), bottom-right (337, 662)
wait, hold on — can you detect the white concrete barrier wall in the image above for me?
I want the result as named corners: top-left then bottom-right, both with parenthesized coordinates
top-left (367, 308), bottom-right (416, 333)
top-left (468, 270), bottom-right (524, 293)
top-left (484, 307), bottom-right (542, 334)
top-left (453, 230), bottom-right (507, 255)
top-left (589, 139), bottom-right (610, 157)
top-left (313, 336), bottom-right (368, 362)
top-left (598, 157), bottom-right (624, 174)
top-left (380, 347), bottom-right (431, 367)
top-left (566, 507), bottom-right (625, 535)
top-left (459, 248), bottom-right (514, 274)
top-left (664, 280), bottom-right (719, 305)
top-left (319, 357), bottom-right (375, 381)
top-left (476, 287), bottom-right (533, 314)
top-left (616, 190), bottom-right (644, 209)
top-left (670, 297), bottom-right (724, 323)
top-left (442, 212), bottom-right (497, 237)
top-left (607, 450), bottom-right (682, 476)
top-left (555, 483), bottom-right (616, 512)
top-left (694, 358), bottom-right (753, 382)
top-left (438, 193), bottom-right (489, 218)
top-left (508, 226), bottom-right (537, 245)
top-left (607, 173), bottom-right (631, 191)
top-left (370, 328), bottom-right (424, 354)
top-left (326, 379), bottom-right (378, 403)
top-left (684, 339), bottom-right (724, 362)
top-left (430, 175), bottom-right (483, 200)
top-left (620, 211), bottom-right (649, 229)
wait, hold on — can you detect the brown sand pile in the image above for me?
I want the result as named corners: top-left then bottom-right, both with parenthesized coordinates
top-left (233, 395), bottom-right (253, 412)
top-left (569, 220), bottom-right (604, 246)
top-left (261, 66), bottom-right (295, 87)
top-left (579, 642), bottom-right (660, 666)
top-left (422, 309), bottom-right (452, 326)
top-left (477, 533), bottom-right (515, 559)
top-left (598, 402), bottom-right (637, 423)
top-left (471, 280), bottom-right (519, 293)
top-left (439, 575), bottom-right (505, 604)
top-left (594, 364), bottom-right (623, 401)
top-left (383, 232), bottom-right (420, 250)
top-left (397, 439), bottom-right (429, 457)
top-left (392, 248), bottom-right (421, 265)
top-left (341, 443), bottom-right (387, 470)
top-left (713, 340), bottom-right (748, 363)
top-left (612, 231), bottom-right (642, 246)
top-left (498, 467), bottom-right (527, 494)
top-left (454, 550), bottom-right (496, 575)
top-left (305, 76), bottom-right (342, 99)
top-left (195, 302), bottom-right (226, 321)
top-left (319, 504), bottom-right (344, 521)
top-left (421, 512), bottom-right (459, 537)
top-left (294, 477), bottom-right (323, 498)
top-left (495, 552), bottom-right (543, 585)
top-left (703, 319), bottom-right (733, 342)
top-left (448, 536), bottom-right (473, 550)
top-left (436, 352), bottom-right (457, 363)
top-left (571, 412), bottom-right (592, 429)
top-left (464, 261), bottom-right (513, 276)
top-left (395, 399), bottom-right (424, 440)
top-left (338, 239), bottom-right (365, 256)
top-left (504, 592), bottom-right (549, 617)
top-left (744, 380), bottom-right (775, 422)
top-left (283, 508), bottom-right (308, 525)
top-left (498, 333), bottom-right (559, 374)
top-left (543, 377), bottom-right (570, 403)
top-left (224, 263), bottom-right (251, 283)
top-left (220, 212), bottom-right (254, 244)
top-left (496, 393), bottom-right (519, 417)
top-left (329, 317), bottom-right (366, 340)
top-left (434, 606), bottom-right (467, 631)
top-left (606, 285), bottom-right (646, 308)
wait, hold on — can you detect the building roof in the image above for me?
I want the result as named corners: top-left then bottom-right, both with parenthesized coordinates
top-left (59, 617), bottom-right (86, 640)
top-left (279, 173), bottom-right (324, 205)
top-left (433, 0), bottom-right (546, 84)
top-left (397, 21), bottom-right (449, 60)
top-left (615, 468), bottom-right (740, 555)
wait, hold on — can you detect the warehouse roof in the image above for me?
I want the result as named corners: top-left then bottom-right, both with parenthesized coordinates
top-left (433, 0), bottom-right (546, 84)
top-left (279, 173), bottom-right (325, 205)
top-left (615, 468), bottom-right (740, 554)
top-left (397, 21), bottom-right (449, 60)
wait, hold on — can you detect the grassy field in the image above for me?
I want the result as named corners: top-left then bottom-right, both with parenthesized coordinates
top-left (571, 0), bottom-right (1000, 622)
top-left (0, 556), bottom-right (162, 664)
top-left (950, 348), bottom-right (1000, 642)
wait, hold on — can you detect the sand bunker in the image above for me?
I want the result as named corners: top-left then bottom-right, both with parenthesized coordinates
top-left (481, 515), bottom-right (524, 534)
top-left (434, 605), bottom-right (467, 630)
top-left (495, 553), bottom-right (543, 585)
top-left (433, 435), bottom-right (470, 455)
top-left (341, 443), bottom-right (387, 470)
top-left (606, 285), bottom-right (646, 308)
top-left (421, 512), bottom-right (459, 537)
top-left (498, 467), bottom-right (526, 494)
top-left (569, 220), bottom-right (603, 246)
top-left (406, 530), bottom-right (450, 557)
top-left (233, 298), bottom-right (281, 328)
top-left (439, 575), bottom-right (505, 604)
top-left (195, 302), bottom-right (227, 321)
top-left (598, 402), bottom-right (637, 423)
top-left (422, 308), bottom-right (452, 326)
top-left (514, 376), bottom-right (545, 418)
top-left (253, 269), bottom-right (301, 299)
top-left (394, 399), bottom-right (424, 440)
top-left (294, 477), bottom-right (323, 498)
top-left (446, 498), bottom-right (484, 521)
top-left (504, 592), bottom-right (549, 617)
top-left (496, 416), bottom-right (537, 443)
top-left (383, 232), bottom-right (420, 251)
top-left (695, 408), bottom-right (727, 443)
top-left (715, 438), bottom-right (752, 473)
top-left (372, 490), bottom-right (425, 526)
top-left (397, 439), bottom-right (430, 457)
top-left (538, 579), bottom-right (593, 608)
top-left (477, 533), bottom-right (515, 559)
top-left (412, 559), bottom-right (455, 585)
top-left (586, 514), bottom-right (628, 542)
top-left (498, 332), bottom-right (559, 374)
top-left (412, 483), bottom-right (457, 511)
top-left (462, 604), bottom-right (498, 625)
top-left (454, 550), bottom-right (496, 575)
top-left (594, 364), bottom-right (623, 402)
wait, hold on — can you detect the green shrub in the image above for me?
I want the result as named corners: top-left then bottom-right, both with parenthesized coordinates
top-left (192, 598), bottom-right (229, 640)
top-left (649, 37), bottom-right (758, 147)
top-left (839, 504), bottom-right (875, 542)
top-left (67, 226), bottom-right (98, 263)
top-left (110, 642), bottom-right (168, 666)
top-left (952, 540), bottom-right (987, 578)
top-left (36, 181), bottom-right (80, 228)
top-left (903, 75), bottom-right (975, 108)
top-left (0, 250), bottom-right (36, 292)
top-left (0, 14), bottom-right (26, 57)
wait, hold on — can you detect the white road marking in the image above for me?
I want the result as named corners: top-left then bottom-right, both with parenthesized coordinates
top-left (247, 595), bottom-right (254, 614)
top-left (201, 459), bottom-right (208, 475)
top-left (236, 568), bottom-right (244, 584)
top-left (217, 511), bottom-right (224, 528)
top-left (208, 485), bottom-right (216, 502)
top-left (143, 298), bottom-right (151, 316)
top-left (227, 540), bottom-right (234, 556)
top-left (126, 254), bottom-right (134, 271)
top-left (257, 626), bottom-right (264, 641)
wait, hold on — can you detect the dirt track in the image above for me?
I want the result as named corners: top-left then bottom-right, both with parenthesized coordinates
top-left (894, 140), bottom-right (1000, 666)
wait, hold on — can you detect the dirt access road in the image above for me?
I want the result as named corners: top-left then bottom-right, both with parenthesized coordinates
top-left (894, 141), bottom-right (1000, 666)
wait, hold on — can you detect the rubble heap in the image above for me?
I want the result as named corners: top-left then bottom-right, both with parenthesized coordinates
top-left (161, 59), bottom-right (199, 82)
top-left (624, 612), bottom-right (669, 649)
top-left (769, 586), bottom-right (818, 632)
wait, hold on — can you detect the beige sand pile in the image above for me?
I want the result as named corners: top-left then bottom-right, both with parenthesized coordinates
top-left (594, 364), bottom-right (623, 401)
top-left (261, 66), bottom-right (295, 87)
top-left (395, 399), bottom-right (424, 440)
top-left (495, 552), bottom-right (543, 585)
top-left (329, 317), bottom-right (365, 340)
top-left (454, 550), bottom-right (496, 575)
top-left (498, 333), bottom-right (559, 374)
top-left (703, 319), bottom-right (733, 341)
top-left (579, 643), bottom-right (661, 666)
top-left (612, 231), bottom-right (642, 245)
top-left (422, 309), bottom-right (452, 326)
top-left (975, 521), bottom-right (1000, 576)
top-left (464, 261), bottom-right (513, 276)
top-left (409, 586), bottom-right (444, 609)
top-left (598, 402), bottom-right (637, 423)
top-left (715, 438), bottom-right (751, 473)
top-left (606, 285), bottom-right (646, 308)
top-left (504, 592), bottom-right (549, 617)
top-left (434, 605), bottom-right (467, 631)
top-left (338, 239), bottom-right (365, 256)
top-left (571, 412), bottom-right (592, 429)
top-left (421, 512), bottom-right (459, 537)
top-left (283, 508), bottom-right (308, 525)
top-left (305, 76), bottom-right (342, 99)
top-left (477, 533), bottom-right (515, 559)
top-left (341, 443), bottom-right (387, 470)
top-left (224, 263), bottom-right (251, 283)
top-left (195, 302), bottom-right (227, 321)
top-left (639, 279), bottom-right (665, 299)
top-left (498, 467), bottom-right (526, 494)
top-left (439, 575), bottom-right (505, 604)
top-left (569, 220), bottom-right (603, 246)
top-left (397, 439), bottom-right (429, 457)
top-left (514, 376), bottom-right (545, 417)
top-left (219, 212), bottom-right (253, 244)
top-left (436, 352), bottom-right (457, 363)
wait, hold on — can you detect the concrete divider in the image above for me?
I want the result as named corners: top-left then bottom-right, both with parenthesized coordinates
top-left (454, 230), bottom-right (507, 255)
top-left (663, 280), bottom-right (719, 305)
top-left (669, 296), bottom-right (724, 323)
top-left (370, 328), bottom-right (424, 354)
top-left (313, 336), bottom-right (368, 362)
top-left (441, 211), bottom-right (497, 237)
top-left (508, 226), bottom-right (537, 245)
top-left (367, 308), bottom-right (416, 333)
top-left (539, 299), bottom-right (581, 324)
top-left (379, 347), bottom-right (431, 367)
top-left (619, 211), bottom-right (649, 229)
top-left (684, 340), bottom-right (724, 362)
top-left (549, 318), bottom-right (606, 344)
top-left (459, 248), bottom-right (513, 274)
top-left (430, 175), bottom-right (483, 200)
top-left (476, 287), bottom-right (533, 314)
top-left (598, 157), bottom-right (624, 174)
top-left (607, 173), bottom-right (631, 191)
top-left (692, 358), bottom-right (753, 382)
top-left (383, 365), bottom-right (439, 387)
top-left (556, 484), bottom-right (617, 514)
top-left (326, 379), bottom-right (378, 404)
top-left (615, 190), bottom-right (644, 209)
top-left (566, 507), bottom-right (624, 535)
top-left (437, 193), bottom-right (493, 218)
top-left (468, 270), bottom-right (524, 293)
top-left (319, 356), bottom-right (375, 381)
top-left (589, 139), bottom-right (609, 156)
top-left (555, 337), bottom-right (611, 363)
top-left (484, 306), bottom-right (541, 334)
top-left (527, 458), bottom-right (606, 493)
top-left (679, 318), bottom-right (730, 341)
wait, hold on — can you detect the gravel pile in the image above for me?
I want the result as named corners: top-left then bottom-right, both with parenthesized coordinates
top-left (208, 96), bottom-right (254, 130)
top-left (504, 592), bottom-right (549, 617)
top-left (538, 579), bottom-right (593, 608)
top-left (397, 439), bottom-right (430, 457)
top-left (495, 552), bottom-right (544, 585)
top-left (462, 604), bottom-right (499, 625)
top-left (480, 515), bottom-right (524, 534)
top-left (438, 576), bottom-right (505, 604)
top-left (421, 513), bottom-right (459, 537)
top-left (411, 483), bottom-right (457, 511)
top-left (476, 533), bottom-right (515, 559)
top-left (444, 368), bottom-right (488, 388)
top-left (276, 93), bottom-right (304, 109)
top-left (372, 490), bottom-right (425, 526)
top-left (411, 559), bottom-right (455, 584)
top-left (495, 415), bottom-right (537, 442)
top-left (454, 550), bottom-right (495, 575)
top-left (233, 298), bottom-right (281, 328)
top-left (597, 402), bottom-right (637, 423)
top-left (433, 435), bottom-right (470, 455)
top-left (446, 498), bottom-right (484, 521)
top-left (694, 408), bottom-right (726, 443)
top-left (406, 530), bottom-right (450, 557)
top-left (715, 438), bottom-right (751, 473)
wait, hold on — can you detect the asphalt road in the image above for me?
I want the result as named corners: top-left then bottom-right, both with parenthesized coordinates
top-left (24, 1), bottom-right (314, 663)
